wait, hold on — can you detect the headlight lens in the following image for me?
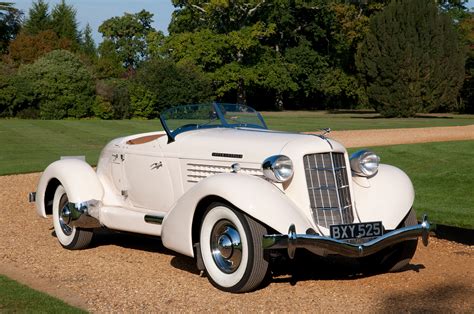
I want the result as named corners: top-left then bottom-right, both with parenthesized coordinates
top-left (262, 155), bottom-right (294, 182)
top-left (350, 150), bottom-right (380, 177)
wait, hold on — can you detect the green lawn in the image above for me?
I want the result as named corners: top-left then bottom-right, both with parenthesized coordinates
top-left (262, 110), bottom-right (474, 132)
top-left (0, 119), bottom-right (161, 175)
top-left (0, 275), bottom-right (86, 313)
top-left (351, 141), bottom-right (474, 229)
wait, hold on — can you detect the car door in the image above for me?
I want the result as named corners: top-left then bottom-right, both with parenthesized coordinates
top-left (122, 152), bottom-right (174, 212)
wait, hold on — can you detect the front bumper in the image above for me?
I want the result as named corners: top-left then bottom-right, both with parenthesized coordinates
top-left (263, 215), bottom-right (433, 259)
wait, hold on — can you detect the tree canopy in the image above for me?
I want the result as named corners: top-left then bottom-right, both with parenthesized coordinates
top-left (356, 0), bottom-right (465, 117)
top-left (0, 2), bottom-right (21, 53)
top-left (99, 10), bottom-right (157, 70)
top-left (23, 0), bottom-right (51, 35)
top-left (0, 0), bottom-right (471, 119)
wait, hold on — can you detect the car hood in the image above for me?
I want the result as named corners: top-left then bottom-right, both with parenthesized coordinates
top-left (170, 127), bottom-right (345, 164)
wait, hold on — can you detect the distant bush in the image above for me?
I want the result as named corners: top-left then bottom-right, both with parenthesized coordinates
top-left (129, 83), bottom-right (157, 119)
top-left (95, 79), bottom-right (131, 119)
top-left (16, 50), bottom-right (95, 119)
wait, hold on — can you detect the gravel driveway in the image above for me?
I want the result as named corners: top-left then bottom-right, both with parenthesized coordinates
top-left (1, 126), bottom-right (473, 312)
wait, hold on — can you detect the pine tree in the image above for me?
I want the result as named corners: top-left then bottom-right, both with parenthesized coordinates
top-left (356, 0), bottom-right (465, 117)
top-left (23, 0), bottom-right (51, 35)
top-left (81, 23), bottom-right (97, 58)
top-left (51, 0), bottom-right (79, 44)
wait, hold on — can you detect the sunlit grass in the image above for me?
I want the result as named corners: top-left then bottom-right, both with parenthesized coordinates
top-left (0, 275), bottom-right (85, 313)
top-left (350, 141), bottom-right (474, 229)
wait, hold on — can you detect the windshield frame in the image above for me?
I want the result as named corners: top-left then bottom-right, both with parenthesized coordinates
top-left (159, 103), bottom-right (267, 143)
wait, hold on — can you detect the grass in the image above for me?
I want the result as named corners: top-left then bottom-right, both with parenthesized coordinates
top-left (262, 110), bottom-right (474, 132)
top-left (351, 141), bottom-right (474, 229)
top-left (0, 112), bottom-right (472, 175)
top-left (0, 275), bottom-right (86, 313)
top-left (0, 119), bottom-right (161, 175)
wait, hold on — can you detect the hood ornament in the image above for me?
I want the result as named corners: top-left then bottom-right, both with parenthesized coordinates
top-left (321, 128), bottom-right (331, 136)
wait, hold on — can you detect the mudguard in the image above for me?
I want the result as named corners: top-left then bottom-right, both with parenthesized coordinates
top-left (352, 164), bottom-right (415, 230)
top-left (35, 159), bottom-right (104, 218)
top-left (161, 173), bottom-right (314, 257)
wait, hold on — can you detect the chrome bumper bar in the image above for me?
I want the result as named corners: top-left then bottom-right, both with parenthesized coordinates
top-left (65, 200), bottom-right (101, 229)
top-left (263, 215), bottom-right (433, 259)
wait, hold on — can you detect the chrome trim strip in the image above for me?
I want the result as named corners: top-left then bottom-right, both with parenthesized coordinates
top-left (144, 215), bottom-right (164, 225)
top-left (312, 134), bottom-right (333, 149)
top-left (263, 215), bottom-right (433, 259)
top-left (212, 152), bottom-right (243, 159)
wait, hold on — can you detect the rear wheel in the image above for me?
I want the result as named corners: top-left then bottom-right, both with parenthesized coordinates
top-left (52, 185), bottom-right (93, 250)
top-left (362, 209), bottom-right (418, 272)
top-left (199, 202), bottom-right (269, 292)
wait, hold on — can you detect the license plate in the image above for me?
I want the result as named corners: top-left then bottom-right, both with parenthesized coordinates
top-left (330, 221), bottom-right (383, 240)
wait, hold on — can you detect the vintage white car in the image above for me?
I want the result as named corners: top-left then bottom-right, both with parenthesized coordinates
top-left (32, 103), bottom-right (432, 292)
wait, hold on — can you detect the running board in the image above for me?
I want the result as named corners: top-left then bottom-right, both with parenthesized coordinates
top-left (100, 206), bottom-right (165, 236)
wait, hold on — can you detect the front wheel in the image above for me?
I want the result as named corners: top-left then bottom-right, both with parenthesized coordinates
top-left (199, 202), bottom-right (269, 292)
top-left (52, 185), bottom-right (93, 250)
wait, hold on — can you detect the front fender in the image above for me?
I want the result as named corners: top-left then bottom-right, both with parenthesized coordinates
top-left (35, 159), bottom-right (104, 218)
top-left (352, 164), bottom-right (414, 230)
top-left (161, 173), bottom-right (314, 257)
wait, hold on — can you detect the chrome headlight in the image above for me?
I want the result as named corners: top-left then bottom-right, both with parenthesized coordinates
top-left (262, 155), bottom-right (294, 182)
top-left (350, 150), bottom-right (380, 177)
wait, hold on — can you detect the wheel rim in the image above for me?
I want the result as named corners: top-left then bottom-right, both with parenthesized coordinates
top-left (211, 219), bottom-right (242, 274)
top-left (58, 194), bottom-right (73, 236)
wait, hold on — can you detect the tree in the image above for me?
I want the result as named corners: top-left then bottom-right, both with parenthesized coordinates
top-left (458, 11), bottom-right (474, 112)
top-left (23, 0), bottom-right (51, 35)
top-left (0, 2), bottom-right (16, 12)
top-left (356, 0), bottom-right (465, 117)
top-left (0, 2), bottom-right (22, 53)
top-left (8, 30), bottom-right (72, 64)
top-left (16, 50), bottom-right (95, 119)
top-left (51, 0), bottom-right (80, 45)
top-left (94, 40), bottom-right (125, 79)
top-left (98, 10), bottom-right (155, 70)
top-left (133, 58), bottom-right (213, 114)
top-left (81, 23), bottom-right (97, 58)
top-left (166, 0), bottom-right (374, 109)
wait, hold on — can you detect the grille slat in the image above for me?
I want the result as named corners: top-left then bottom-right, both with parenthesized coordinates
top-left (186, 163), bottom-right (263, 183)
top-left (304, 153), bottom-right (354, 228)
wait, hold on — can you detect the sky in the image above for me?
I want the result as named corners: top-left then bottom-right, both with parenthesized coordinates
top-left (11, 0), bottom-right (474, 45)
top-left (12, 0), bottom-right (176, 43)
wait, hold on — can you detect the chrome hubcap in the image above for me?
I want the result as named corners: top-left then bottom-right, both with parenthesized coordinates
top-left (211, 220), bottom-right (242, 274)
top-left (58, 195), bottom-right (73, 236)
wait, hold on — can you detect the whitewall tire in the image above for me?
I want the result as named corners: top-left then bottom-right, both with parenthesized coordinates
top-left (52, 185), bottom-right (93, 250)
top-left (199, 202), bottom-right (268, 292)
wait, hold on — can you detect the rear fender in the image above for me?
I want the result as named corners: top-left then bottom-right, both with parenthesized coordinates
top-left (35, 159), bottom-right (104, 218)
top-left (352, 164), bottom-right (414, 230)
top-left (161, 173), bottom-right (313, 257)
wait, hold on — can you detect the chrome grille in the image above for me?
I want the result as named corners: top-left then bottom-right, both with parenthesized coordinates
top-left (303, 153), bottom-right (354, 228)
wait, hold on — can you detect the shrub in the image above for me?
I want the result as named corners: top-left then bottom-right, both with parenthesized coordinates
top-left (17, 50), bottom-right (95, 119)
top-left (129, 84), bottom-right (157, 118)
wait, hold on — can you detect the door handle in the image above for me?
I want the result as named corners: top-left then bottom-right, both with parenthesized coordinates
top-left (150, 162), bottom-right (163, 170)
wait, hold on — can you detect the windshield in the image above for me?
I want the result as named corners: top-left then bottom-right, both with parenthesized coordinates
top-left (160, 103), bottom-right (267, 141)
